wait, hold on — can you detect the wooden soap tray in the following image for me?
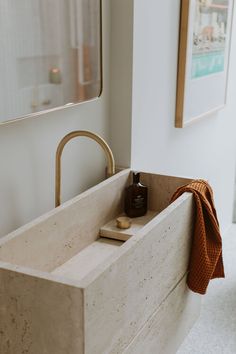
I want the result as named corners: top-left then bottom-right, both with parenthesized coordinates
top-left (99, 210), bottom-right (158, 241)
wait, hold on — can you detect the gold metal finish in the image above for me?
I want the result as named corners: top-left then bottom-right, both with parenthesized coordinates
top-left (55, 130), bottom-right (115, 207)
top-left (116, 217), bottom-right (131, 230)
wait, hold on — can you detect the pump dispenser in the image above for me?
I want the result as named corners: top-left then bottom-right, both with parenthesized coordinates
top-left (124, 172), bottom-right (148, 218)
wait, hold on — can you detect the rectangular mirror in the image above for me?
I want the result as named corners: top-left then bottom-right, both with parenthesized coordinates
top-left (0, 0), bottom-right (102, 124)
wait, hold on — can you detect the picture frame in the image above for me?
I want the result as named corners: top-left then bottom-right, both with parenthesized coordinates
top-left (175, 0), bottom-right (234, 128)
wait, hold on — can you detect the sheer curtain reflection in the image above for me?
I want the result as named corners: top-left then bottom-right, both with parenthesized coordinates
top-left (0, 0), bottom-right (101, 123)
top-left (70, 0), bottom-right (101, 102)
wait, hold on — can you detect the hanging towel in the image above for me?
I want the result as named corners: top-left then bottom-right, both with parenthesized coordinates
top-left (171, 180), bottom-right (225, 295)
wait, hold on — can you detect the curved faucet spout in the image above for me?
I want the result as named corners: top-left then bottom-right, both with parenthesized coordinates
top-left (55, 130), bottom-right (115, 207)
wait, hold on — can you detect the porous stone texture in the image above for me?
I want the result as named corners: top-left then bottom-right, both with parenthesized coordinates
top-left (0, 170), bottom-right (201, 353)
top-left (0, 266), bottom-right (84, 354)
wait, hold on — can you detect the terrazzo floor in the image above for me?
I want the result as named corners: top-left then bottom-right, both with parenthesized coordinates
top-left (177, 224), bottom-right (236, 354)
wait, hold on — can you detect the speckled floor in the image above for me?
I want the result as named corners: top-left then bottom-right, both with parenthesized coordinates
top-left (177, 224), bottom-right (236, 354)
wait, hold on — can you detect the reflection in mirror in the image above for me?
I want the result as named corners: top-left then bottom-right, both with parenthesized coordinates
top-left (0, 0), bottom-right (102, 123)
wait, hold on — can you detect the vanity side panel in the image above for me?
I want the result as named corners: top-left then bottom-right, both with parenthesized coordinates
top-left (140, 172), bottom-right (193, 213)
top-left (0, 170), bottom-right (130, 272)
top-left (83, 194), bottom-right (194, 354)
top-left (123, 275), bottom-right (201, 354)
top-left (0, 267), bottom-right (84, 354)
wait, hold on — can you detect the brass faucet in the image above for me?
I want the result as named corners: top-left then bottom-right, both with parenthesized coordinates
top-left (55, 130), bottom-right (115, 207)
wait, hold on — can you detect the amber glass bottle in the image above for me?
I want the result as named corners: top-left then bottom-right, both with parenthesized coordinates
top-left (124, 172), bottom-right (148, 218)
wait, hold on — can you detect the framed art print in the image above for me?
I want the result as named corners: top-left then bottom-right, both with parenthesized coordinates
top-left (175, 0), bottom-right (234, 128)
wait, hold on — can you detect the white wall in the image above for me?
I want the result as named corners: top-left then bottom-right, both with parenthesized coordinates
top-left (110, 0), bottom-right (133, 168)
top-left (131, 0), bottom-right (236, 233)
top-left (0, 1), bottom-right (111, 237)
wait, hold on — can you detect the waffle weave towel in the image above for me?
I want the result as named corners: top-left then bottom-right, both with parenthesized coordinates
top-left (171, 180), bottom-right (225, 295)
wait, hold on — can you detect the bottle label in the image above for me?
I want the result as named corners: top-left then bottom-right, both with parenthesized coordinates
top-left (133, 195), bottom-right (145, 209)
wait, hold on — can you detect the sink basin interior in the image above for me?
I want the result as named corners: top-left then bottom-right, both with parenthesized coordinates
top-left (0, 169), bottom-right (192, 281)
top-left (0, 170), bottom-right (131, 275)
top-left (52, 238), bottom-right (123, 281)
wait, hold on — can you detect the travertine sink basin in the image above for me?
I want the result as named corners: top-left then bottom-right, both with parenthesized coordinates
top-left (0, 169), bottom-right (201, 354)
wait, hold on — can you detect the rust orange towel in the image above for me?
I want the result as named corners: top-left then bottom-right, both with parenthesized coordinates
top-left (171, 180), bottom-right (225, 295)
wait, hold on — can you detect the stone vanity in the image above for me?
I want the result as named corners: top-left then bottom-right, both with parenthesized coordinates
top-left (0, 169), bottom-right (201, 354)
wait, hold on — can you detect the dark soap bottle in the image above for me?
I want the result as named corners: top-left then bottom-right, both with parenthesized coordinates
top-left (125, 172), bottom-right (148, 218)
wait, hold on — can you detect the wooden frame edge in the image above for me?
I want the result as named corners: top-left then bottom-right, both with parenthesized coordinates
top-left (175, 0), bottom-right (190, 128)
top-left (175, 0), bottom-right (234, 129)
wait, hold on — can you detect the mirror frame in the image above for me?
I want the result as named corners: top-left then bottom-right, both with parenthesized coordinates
top-left (0, 0), bottom-right (103, 126)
